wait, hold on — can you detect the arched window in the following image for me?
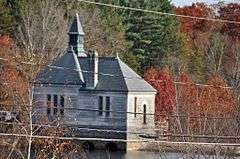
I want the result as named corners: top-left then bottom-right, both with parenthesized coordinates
top-left (143, 104), bottom-right (147, 124)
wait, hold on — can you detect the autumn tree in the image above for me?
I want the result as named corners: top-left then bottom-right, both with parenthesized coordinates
top-left (175, 3), bottom-right (214, 81)
top-left (0, 36), bottom-right (28, 110)
top-left (176, 72), bottom-right (203, 135)
top-left (0, 40), bottom-right (82, 158)
top-left (144, 68), bottom-right (176, 123)
top-left (178, 72), bottom-right (199, 116)
top-left (175, 3), bottom-right (213, 44)
top-left (0, 37), bottom-right (30, 159)
top-left (191, 75), bottom-right (238, 140)
top-left (199, 75), bottom-right (235, 117)
top-left (0, 35), bottom-right (11, 46)
top-left (219, 3), bottom-right (240, 40)
top-left (217, 3), bottom-right (240, 115)
top-left (223, 41), bottom-right (240, 111)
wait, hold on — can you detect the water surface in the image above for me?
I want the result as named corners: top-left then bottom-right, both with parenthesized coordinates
top-left (78, 150), bottom-right (240, 159)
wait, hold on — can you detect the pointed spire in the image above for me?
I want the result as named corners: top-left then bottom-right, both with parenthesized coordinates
top-left (68, 13), bottom-right (84, 35)
top-left (68, 13), bottom-right (86, 57)
top-left (116, 52), bottom-right (120, 59)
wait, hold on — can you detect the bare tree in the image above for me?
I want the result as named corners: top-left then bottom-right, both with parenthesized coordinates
top-left (14, 0), bottom-right (68, 71)
top-left (205, 32), bottom-right (226, 75)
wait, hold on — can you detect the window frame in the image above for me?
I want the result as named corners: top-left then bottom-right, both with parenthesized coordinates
top-left (143, 104), bottom-right (147, 124)
top-left (60, 95), bottom-right (65, 115)
top-left (98, 96), bottom-right (103, 116)
top-left (105, 96), bottom-right (110, 117)
top-left (53, 95), bottom-right (58, 115)
top-left (47, 94), bottom-right (51, 115)
top-left (134, 97), bottom-right (137, 117)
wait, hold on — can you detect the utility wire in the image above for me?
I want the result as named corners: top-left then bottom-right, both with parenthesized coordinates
top-left (0, 119), bottom-right (239, 140)
top-left (0, 57), bottom-right (232, 89)
top-left (0, 132), bottom-right (240, 146)
top-left (1, 104), bottom-right (238, 119)
top-left (78, 0), bottom-right (240, 24)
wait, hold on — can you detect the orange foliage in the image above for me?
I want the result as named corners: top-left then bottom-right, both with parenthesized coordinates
top-left (0, 40), bottom-right (27, 109)
top-left (199, 75), bottom-right (236, 117)
top-left (178, 72), bottom-right (199, 116)
top-left (178, 73), bottom-right (236, 117)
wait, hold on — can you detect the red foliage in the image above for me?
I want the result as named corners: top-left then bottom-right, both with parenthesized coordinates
top-left (0, 35), bottom-right (11, 46)
top-left (175, 3), bottom-right (213, 40)
top-left (219, 3), bottom-right (240, 40)
top-left (144, 68), bottom-right (176, 122)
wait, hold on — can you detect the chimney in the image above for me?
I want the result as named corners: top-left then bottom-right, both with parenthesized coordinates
top-left (87, 50), bottom-right (98, 88)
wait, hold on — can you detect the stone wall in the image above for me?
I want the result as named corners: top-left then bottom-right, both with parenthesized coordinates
top-left (126, 92), bottom-right (156, 140)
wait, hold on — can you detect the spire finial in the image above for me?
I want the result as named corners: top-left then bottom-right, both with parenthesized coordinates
top-left (116, 52), bottom-right (120, 59)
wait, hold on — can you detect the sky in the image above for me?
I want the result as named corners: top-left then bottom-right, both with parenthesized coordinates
top-left (172, 0), bottom-right (239, 6)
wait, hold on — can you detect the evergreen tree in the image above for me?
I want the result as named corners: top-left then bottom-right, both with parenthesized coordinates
top-left (0, 1), bottom-right (15, 35)
top-left (122, 0), bottom-right (184, 71)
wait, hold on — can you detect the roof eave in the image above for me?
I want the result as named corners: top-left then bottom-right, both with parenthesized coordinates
top-left (68, 32), bottom-right (85, 35)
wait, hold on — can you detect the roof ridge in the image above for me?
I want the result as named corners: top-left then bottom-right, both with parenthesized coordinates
top-left (116, 58), bottom-right (129, 92)
top-left (72, 51), bottom-right (85, 83)
top-left (117, 58), bottom-right (156, 92)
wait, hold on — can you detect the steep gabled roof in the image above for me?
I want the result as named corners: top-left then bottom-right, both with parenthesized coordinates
top-left (117, 58), bottom-right (156, 92)
top-left (68, 13), bottom-right (84, 35)
top-left (77, 57), bottom-right (156, 92)
top-left (35, 54), bottom-right (156, 93)
top-left (35, 49), bottom-right (84, 85)
top-left (78, 57), bottom-right (128, 92)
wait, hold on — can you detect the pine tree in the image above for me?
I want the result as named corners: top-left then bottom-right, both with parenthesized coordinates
top-left (0, 1), bottom-right (15, 35)
top-left (122, 0), bottom-right (184, 71)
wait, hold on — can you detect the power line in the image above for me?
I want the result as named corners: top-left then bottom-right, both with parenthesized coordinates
top-left (0, 57), bottom-right (234, 89)
top-left (0, 119), bottom-right (239, 140)
top-left (78, 0), bottom-right (240, 25)
top-left (0, 132), bottom-right (240, 147)
top-left (0, 121), bottom-right (156, 137)
top-left (1, 104), bottom-right (238, 119)
top-left (38, 63), bottom-right (234, 89)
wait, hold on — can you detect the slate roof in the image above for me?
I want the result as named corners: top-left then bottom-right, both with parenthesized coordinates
top-left (35, 49), bottom-right (84, 85)
top-left (68, 13), bottom-right (84, 35)
top-left (35, 52), bottom-right (156, 93)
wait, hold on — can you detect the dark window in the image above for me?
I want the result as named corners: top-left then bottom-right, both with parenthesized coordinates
top-left (106, 96), bottom-right (110, 117)
top-left (53, 95), bottom-right (58, 115)
top-left (47, 95), bottom-right (51, 115)
top-left (134, 97), bottom-right (137, 117)
top-left (70, 35), bottom-right (77, 45)
top-left (98, 96), bottom-right (103, 116)
top-left (60, 96), bottom-right (64, 115)
top-left (143, 104), bottom-right (147, 124)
